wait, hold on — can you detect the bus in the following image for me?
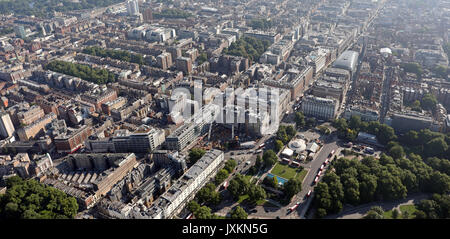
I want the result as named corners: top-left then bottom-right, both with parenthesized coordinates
top-left (223, 180), bottom-right (229, 189)
top-left (288, 203), bottom-right (300, 212)
top-left (258, 143), bottom-right (265, 149)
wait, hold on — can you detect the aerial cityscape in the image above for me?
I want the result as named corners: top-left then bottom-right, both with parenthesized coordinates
top-left (0, 0), bottom-right (449, 220)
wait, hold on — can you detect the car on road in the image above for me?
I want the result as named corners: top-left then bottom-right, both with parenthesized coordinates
top-left (306, 190), bottom-right (312, 197)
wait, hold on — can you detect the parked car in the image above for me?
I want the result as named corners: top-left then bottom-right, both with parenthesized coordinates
top-left (306, 190), bottom-right (312, 197)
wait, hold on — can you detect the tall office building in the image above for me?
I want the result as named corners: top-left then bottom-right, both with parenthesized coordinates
top-left (0, 111), bottom-right (15, 138)
top-left (127, 0), bottom-right (140, 16)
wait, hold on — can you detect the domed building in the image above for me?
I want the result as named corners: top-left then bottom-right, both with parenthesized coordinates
top-left (288, 139), bottom-right (306, 154)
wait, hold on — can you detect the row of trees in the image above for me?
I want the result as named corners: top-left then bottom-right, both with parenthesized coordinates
top-left (223, 36), bottom-right (271, 62)
top-left (213, 159), bottom-right (237, 185)
top-left (314, 152), bottom-right (450, 218)
top-left (276, 125), bottom-right (296, 145)
top-left (0, 0), bottom-right (123, 17)
top-left (83, 46), bottom-right (145, 65)
top-left (333, 116), bottom-right (397, 144)
top-left (0, 176), bottom-right (78, 219)
top-left (45, 60), bottom-right (117, 85)
top-left (294, 112), bottom-right (317, 129)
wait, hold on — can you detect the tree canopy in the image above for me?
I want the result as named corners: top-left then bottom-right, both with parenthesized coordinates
top-left (45, 60), bottom-right (117, 85)
top-left (223, 36), bottom-right (271, 62)
top-left (189, 148), bottom-right (206, 164)
top-left (230, 206), bottom-right (248, 219)
top-left (83, 46), bottom-right (145, 65)
top-left (0, 176), bottom-right (78, 219)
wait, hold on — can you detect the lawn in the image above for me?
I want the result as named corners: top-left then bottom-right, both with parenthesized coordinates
top-left (271, 163), bottom-right (307, 182)
top-left (237, 194), bottom-right (249, 204)
top-left (383, 205), bottom-right (418, 219)
top-left (270, 163), bottom-right (297, 180)
top-left (399, 205), bottom-right (417, 218)
top-left (295, 169), bottom-right (308, 182)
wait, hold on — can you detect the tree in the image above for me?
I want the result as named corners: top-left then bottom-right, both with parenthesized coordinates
top-left (286, 125), bottom-right (296, 138)
top-left (283, 178), bottom-right (302, 199)
top-left (196, 183), bottom-right (221, 206)
top-left (428, 172), bottom-right (450, 194)
top-left (364, 208), bottom-right (384, 219)
top-left (276, 126), bottom-right (289, 144)
top-left (401, 130), bottom-right (420, 146)
top-left (342, 177), bottom-right (360, 205)
top-left (187, 200), bottom-right (201, 214)
top-left (195, 206), bottom-right (213, 219)
top-left (402, 210), bottom-right (410, 219)
top-left (333, 118), bottom-right (348, 131)
top-left (409, 99), bottom-right (422, 111)
top-left (227, 174), bottom-right (250, 198)
top-left (379, 154), bottom-right (395, 165)
top-left (248, 185), bottom-right (266, 203)
top-left (230, 206), bottom-right (248, 219)
top-left (349, 115), bottom-right (362, 131)
top-left (224, 159), bottom-right (237, 173)
top-left (316, 208), bottom-right (327, 218)
top-left (432, 65), bottom-right (449, 79)
top-left (314, 182), bottom-right (332, 214)
top-left (215, 169), bottom-right (229, 186)
top-left (0, 176), bottom-right (78, 219)
top-left (262, 150), bottom-right (277, 168)
top-left (295, 112), bottom-right (306, 128)
top-left (189, 148), bottom-right (206, 164)
top-left (359, 173), bottom-right (378, 203)
top-left (376, 125), bottom-right (397, 145)
top-left (306, 117), bottom-right (316, 128)
top-left (389, 145), bottom-right (406, 159)
top-left (263, 176), bottom-right (278, 188)
top-left (413, 210), bottom-right (427, 219)
top-left (392, 208), bottom-right (400, 219)
top-left (421, 94), bottom-right (437, 112)
top-left (424, 138), bottom-right (448, 157)
top-left (274, 140), bottom-right (284, 152)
